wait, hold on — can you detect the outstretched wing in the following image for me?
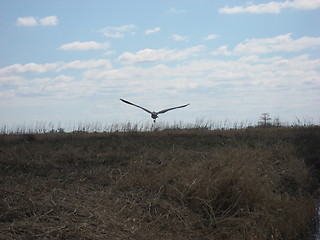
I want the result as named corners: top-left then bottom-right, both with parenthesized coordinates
top-left (120, 99), bottom-right (152, 114)
top-left (157, 104), bottom-right (190, 114)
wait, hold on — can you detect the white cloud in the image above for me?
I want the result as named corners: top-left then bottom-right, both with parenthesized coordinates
top-left (0, 90), bottom-right (15, 99)
top-left (293, 0), bottom-right (320, 9)
top-left (2, 52), bottom-right (320, 123)
top-left (0, 59), bottom-right (112, 76)
top-left (16, 75), bottom-right (77, 97)
top-left (16, 17), bottom-right (37, 26)
top-left (39, 16), bottom-right (58, 26)
top-left (0, 76), bottom-right (24, 86)
top-left (238, 55), bottom-right (261, 63)
top-left (0, 63), bottom-right (57, 75)
top-left (145, 27), bottom-right (161, 35)
top-left (212, 34), bottom-right (320, 55)
top-left (234, 34), bottom-right (320, 54)
top-left (103, 50), bottom-right (116, 56)
top-left (172, 34), bottom-right (189, 42)
top-left (58, 41), bottom-right (110, 50)
top-left (99, 24), bottom-right (137, 38)
top-left (167, 7), bottom-right (187, 14)
top-left (16, 16), bottom-right (59, 26)
top-left (203, 34), bottom-right (219, 41)
top-left (211, 46), bottom-right (232, 56)
top-left (219, 0), bottom-right (320, 14)
top-left (59, 59), bottom-right (112, 71)
top-left (82, 54), bottom-right (320, 96)
top-left (117, 45), bottom-right (205, 64)
top-left (118, 49), bottom-right (175, 64)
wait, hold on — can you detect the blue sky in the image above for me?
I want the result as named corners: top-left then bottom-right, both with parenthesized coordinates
top-left (1, 0), bottom-right (320, 129)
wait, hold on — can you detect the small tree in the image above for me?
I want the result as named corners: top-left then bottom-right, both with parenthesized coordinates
top-left (259, 113), bottom-right (272, 127)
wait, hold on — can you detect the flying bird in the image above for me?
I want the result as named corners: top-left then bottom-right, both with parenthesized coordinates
top-left (120, 98), bottom-right (190, 122)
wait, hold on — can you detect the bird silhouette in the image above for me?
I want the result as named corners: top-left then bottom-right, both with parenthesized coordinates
top-left (120, 98), bottom-right (190, 122)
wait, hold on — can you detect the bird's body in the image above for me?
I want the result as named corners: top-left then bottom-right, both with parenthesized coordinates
top-left (120, 98), bottom-right (189, 122)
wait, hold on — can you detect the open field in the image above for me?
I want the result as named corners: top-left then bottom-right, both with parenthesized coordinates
top-left (1, 126), bottom-right (320, 239)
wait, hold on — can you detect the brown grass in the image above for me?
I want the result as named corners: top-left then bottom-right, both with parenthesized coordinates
top-left (0, 127), bottom-right (319, 239)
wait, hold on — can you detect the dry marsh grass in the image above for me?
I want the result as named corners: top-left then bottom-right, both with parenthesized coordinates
top-left (0, 127), bottom-right (319, 239)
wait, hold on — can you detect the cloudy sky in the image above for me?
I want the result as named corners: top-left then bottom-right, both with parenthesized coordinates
top-left (1, 0), bottom-right (320, 128)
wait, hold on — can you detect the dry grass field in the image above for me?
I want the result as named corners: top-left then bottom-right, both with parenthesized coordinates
top-left (1, 126), bottom-right (320, 239)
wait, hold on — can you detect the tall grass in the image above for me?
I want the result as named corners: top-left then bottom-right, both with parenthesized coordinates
top-left (1, 117), bottom-right (318, 134)
top-left (0, 127), bottom-right (319, 239)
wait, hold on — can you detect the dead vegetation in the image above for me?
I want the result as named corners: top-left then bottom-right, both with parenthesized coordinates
top-left (0, 127), bottom-right (319, 239)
